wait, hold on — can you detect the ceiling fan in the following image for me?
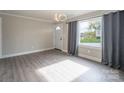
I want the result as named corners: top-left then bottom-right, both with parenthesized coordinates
top-left (54, 13), bottom-right (67, 22)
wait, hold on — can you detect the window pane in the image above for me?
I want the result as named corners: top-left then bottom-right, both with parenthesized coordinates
top-left (56, 26), bottom-right (61, 30)
top-left (79, 17), bottom-right (102, 47)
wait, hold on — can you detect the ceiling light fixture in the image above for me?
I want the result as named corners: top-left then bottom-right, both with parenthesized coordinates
top-left (54, 13), bottom-right (67, 22)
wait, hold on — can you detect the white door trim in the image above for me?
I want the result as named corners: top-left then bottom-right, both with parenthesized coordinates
top-left (0, 17), bottom-right (2, 58)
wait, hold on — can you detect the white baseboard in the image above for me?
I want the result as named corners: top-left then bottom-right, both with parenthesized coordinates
top-left (1, 48), bottom-right (54, 59)
top-left (62, 50), bottom-right (67, 53)
top-left (78, 53), bottom-right (101, 63)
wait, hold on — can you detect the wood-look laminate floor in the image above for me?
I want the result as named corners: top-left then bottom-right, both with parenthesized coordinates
top-left (0, 49), bottom-right (124, 82)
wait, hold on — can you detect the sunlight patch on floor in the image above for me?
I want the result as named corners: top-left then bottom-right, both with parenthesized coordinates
top-left (37, 59), bottom-right (90, 82)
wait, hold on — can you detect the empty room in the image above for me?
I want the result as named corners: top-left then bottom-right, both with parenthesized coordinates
top-left (0, 10), bottom-right (124, 82)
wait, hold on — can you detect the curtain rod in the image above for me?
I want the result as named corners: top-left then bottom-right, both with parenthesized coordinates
top-left (66, 15), bottom-right (102, 24)
top-left (66, 10), bottom-right (118, 23)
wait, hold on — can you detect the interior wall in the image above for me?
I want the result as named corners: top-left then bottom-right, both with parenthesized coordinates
top-left (0, 14), bottom-right (54, 56)
top-left (78, 46), bottom-right (101, 62)
top-left (63, 22), bottom-right (68, 52)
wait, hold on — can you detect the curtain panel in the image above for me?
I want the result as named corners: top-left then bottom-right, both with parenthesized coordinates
top-left (68, 21), bottom-right (78, 56)
top-left (102, 11), bottom-right (124, 70)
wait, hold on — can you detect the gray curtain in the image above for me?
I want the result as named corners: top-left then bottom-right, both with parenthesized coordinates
top-left (102, 11), bottom-right (124, 69)
top-left (68, 21), bottom-right (78, 56)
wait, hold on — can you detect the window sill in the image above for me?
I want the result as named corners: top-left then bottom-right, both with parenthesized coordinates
top-left (79, 43), bottom-right (101, 49)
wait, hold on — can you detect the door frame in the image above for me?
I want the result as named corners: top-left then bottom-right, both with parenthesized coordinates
top-left (0, 17), bottom-right (2, 58)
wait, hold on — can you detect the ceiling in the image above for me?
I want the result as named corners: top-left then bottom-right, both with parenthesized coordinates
top-left (0, 10), bottom-right (96, 23)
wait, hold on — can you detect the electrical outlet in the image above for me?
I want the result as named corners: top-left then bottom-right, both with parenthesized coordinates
top-left (88, 50), bottom-right (90, 53)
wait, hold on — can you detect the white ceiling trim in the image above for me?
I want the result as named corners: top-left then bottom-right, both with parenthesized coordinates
top-left (0, 12), bottom-right (53, 23)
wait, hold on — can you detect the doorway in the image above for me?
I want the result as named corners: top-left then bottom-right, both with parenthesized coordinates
top-left (55, 24), bottom-right (63, 50)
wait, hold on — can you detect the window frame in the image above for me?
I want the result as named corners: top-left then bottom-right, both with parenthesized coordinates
top-left (78, 17), bottom-right (103, 48)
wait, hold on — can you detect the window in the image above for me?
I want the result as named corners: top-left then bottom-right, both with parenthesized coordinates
top-left (56, 26), bottom-right (61, 30)
top-left (78, 17), bottom-right (102, 47)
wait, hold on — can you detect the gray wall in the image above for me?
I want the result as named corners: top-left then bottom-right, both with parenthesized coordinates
top-left (0, 14), bottom-right (54, 56)
top-left (63, 22), bottom-right (68, 52)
